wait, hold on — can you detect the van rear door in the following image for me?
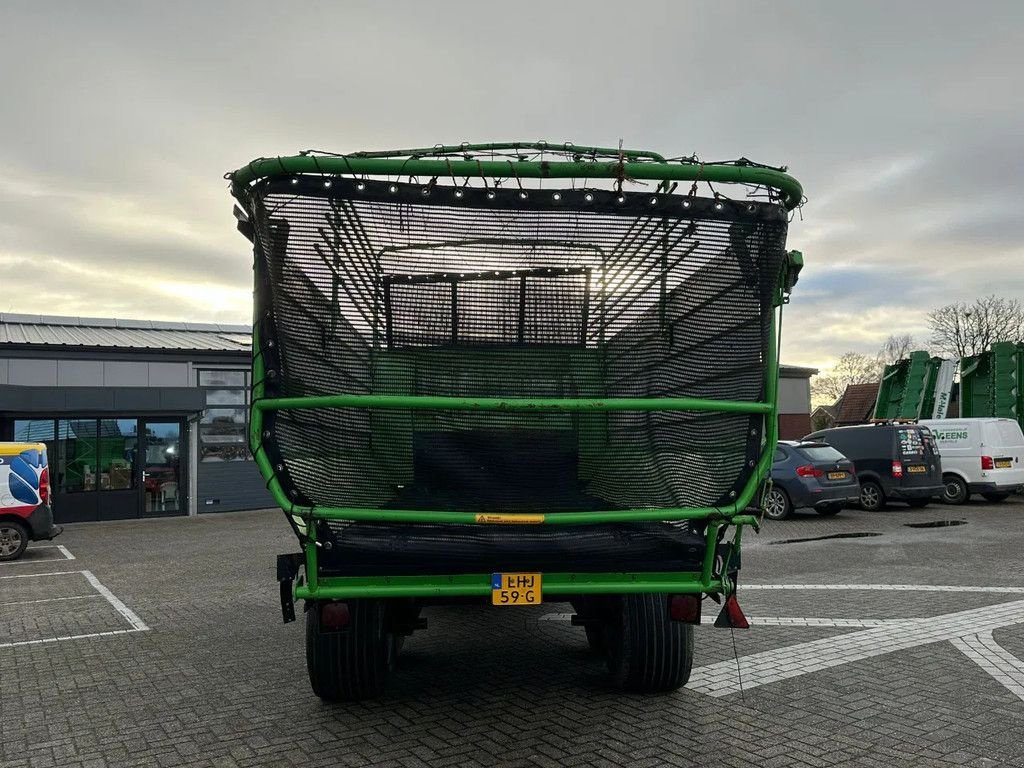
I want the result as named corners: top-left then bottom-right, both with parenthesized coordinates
top-left (982, 419), bottom-right (1024, 487)
top-left (897, 427), bottom-right (941, 487)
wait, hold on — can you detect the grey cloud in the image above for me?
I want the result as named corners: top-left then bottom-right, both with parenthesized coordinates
top-left (1, 0), bottom-right (1022, 369)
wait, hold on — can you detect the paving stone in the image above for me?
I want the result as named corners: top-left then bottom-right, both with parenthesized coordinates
top-left (3, 499), bottom-right (1024, 766)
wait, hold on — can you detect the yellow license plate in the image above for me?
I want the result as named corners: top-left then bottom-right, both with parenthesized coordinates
top-left (827, 471), bottom-right (847, 480)
top-left (907, 465), bottom-right (927, 474)
top-left (996, 459), bottom-right (1013, 469)
top-left (491, 573), bottom-right (542, 606)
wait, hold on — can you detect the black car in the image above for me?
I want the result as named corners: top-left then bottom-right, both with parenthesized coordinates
top-left (803, 423), bottom-right (943, 511)
top-left (765, 441), bottom-right (860, 520)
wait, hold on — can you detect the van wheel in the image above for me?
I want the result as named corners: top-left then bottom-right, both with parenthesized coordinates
top-left (982, 492), bottom-right (1010, 503)
top-left (0, 520), bottom-right (29, 562)
top-left (859, 481), bottom-right (886, 511)
top-left (305, 599), bottom-right (390, 702)
top-left (605, 594), bottom-right (693, 693)
top-left (763, 487), bottom-right (793, 520)
top-left (942, 475), bottom-right (969, 505)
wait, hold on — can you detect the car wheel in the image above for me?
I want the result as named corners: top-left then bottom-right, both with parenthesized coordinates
top-left (816, 504), bottom-right (842, 517)
top-left (981, 492), bottom-right (1010, 503)
top-left (941, 475), bottom-right (969, 505)
top-left (0, 520), bottom-right (29, 562)
top-left (763, 487), bottom-right (793, 520)
top-left (859, 481), bottom-right (886, 512)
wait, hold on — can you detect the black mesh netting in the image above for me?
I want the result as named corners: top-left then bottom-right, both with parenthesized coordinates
top-left (248, 177), bottom-right (788, 520)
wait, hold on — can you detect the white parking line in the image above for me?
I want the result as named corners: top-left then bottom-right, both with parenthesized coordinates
top-left (951, 631), bottom-right (1024, 702)
top-left (0, 544), bottom-right (76, 566)
top-left (0, 568), bottom-right (149, 649)
top-left (743, 583), bottom-right (1024, 593)
top-left (540, 612), bottom-right (907, 629)
top-left (0, 629), bottom-right (142, 650)
top-left (688, 598), bottom-right (1024, 698)
top-left (0, 594), bottom-right (101, 607)
top-left (81, 570), bottom-right (149, 632)
top-left (0, 570), bottom-right (85, 580)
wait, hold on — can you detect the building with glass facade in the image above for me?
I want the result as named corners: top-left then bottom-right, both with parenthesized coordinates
top-left (0, 314), bottom-right (272, 522)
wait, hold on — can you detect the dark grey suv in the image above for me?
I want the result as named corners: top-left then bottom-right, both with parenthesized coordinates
top-left (765, 441), bottom-right (860, 520)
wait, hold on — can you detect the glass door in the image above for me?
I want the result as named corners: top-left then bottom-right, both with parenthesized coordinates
top-left (141, 421), bottom-right (183, 516)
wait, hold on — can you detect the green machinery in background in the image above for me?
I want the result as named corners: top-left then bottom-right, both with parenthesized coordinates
top-left (874, 351), bottom-right (956, 420)
top-left (961, 341), bottom-right (1024, 426)
top-left (873, 342), bottom-right (1023, 430)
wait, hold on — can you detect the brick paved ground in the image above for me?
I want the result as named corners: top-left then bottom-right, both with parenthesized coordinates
top-left (2, 498), bottom-right (1024, 767)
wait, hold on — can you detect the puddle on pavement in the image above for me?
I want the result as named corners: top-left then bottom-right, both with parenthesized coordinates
top-left (903, 520), bottom-right (968, 528)
top-left (767, 532), bottom-right (883, 545)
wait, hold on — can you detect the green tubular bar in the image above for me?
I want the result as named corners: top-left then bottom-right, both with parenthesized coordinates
top-left (295, 572), bottom-right (726, 600)
top-left (230, 155), bottom-right (803, 210)
top-left (254, 394), bottom-right (771, 415)
top-left (344, 142), bottom-right (668, 162)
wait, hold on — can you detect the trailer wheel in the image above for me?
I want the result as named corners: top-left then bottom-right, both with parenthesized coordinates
top-left (605, 594), bottom-right (693, 693)
top-left (305, 599), bottom-right (390, 702)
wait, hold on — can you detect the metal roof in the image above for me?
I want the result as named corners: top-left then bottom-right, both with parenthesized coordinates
top-left (0, 313), bottom-right (252, 352)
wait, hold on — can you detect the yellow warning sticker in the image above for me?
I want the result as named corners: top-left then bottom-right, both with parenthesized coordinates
top-left (474, 513), bottom-right (545, 524)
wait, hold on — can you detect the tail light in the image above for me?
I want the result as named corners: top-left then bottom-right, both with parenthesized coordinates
top-left (39, 467), bottom-right (49, 505)
top-left (669, 594), bottom-right (701, 624)
top-left (796, 465), bottom-right (823, 478)
top-left (320, 602), bottom-right (350, 631)
top-left (981, 455), bottom-right (994, 470)
top-left (891, 461), bottom-right (903, 478)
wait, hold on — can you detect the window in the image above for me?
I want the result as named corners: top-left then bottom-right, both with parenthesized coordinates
top-left (58, 419), bottom-right (98, 493)
top-left (198, 369), bottom-right (251, 461)
top-left (97, 419), bottom-right (138, 490)
top-left (797, 445), bottom-right (845, 462)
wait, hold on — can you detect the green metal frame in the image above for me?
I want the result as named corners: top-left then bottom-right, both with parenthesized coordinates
top-left (229, 143), bottom-right (804, 210)
top-left (235, 144), bottom-right (801, 602)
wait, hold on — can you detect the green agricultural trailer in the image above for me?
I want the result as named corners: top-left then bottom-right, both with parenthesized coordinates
top-left (227, 142), bottom-right (804, 700)
top-left (961, 341), bottom-right (1024, 428)
top-left (874, 351), bottom-right (956, 421)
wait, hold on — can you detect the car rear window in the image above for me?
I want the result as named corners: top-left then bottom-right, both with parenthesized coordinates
top-left (797, 445), bottom-right (845, 462)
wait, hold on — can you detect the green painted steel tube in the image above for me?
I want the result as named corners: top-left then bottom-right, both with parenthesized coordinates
top-left (295, 571), bottom-right (722, 600)
top-left (230, 155), bottom-right (803, 210)
top-left (345, 142), bottom-right (668, 162)
top-left (306, 505), bottom-right (744, 525)
top-left (253, 393), bottom-right (772, 415)
top-left (701, 522), bottom-right (722, 586)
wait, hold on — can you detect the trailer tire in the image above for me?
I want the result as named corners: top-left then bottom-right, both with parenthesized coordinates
top-left (306, 599), bottom-right (390, 702)
top-left (606, 594), bottom-right (693, 693)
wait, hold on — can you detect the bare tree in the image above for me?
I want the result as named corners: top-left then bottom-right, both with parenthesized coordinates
top-left (928, 295), bottom-right (1024, 358)
top-left (877, 333), bottom-right (914, 365)
top-left (811, 352), bottom-right (884, 405)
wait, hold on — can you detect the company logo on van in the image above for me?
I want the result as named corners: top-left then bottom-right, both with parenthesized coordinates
top-left (933, 429), bottom-right (968, 442)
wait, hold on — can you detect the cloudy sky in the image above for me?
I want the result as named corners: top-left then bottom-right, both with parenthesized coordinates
top-left (1, 1), bottom-right (1021, 371)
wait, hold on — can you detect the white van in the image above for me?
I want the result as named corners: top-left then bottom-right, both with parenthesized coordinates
top-left (918, 418), bottom-right (1024, 505)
